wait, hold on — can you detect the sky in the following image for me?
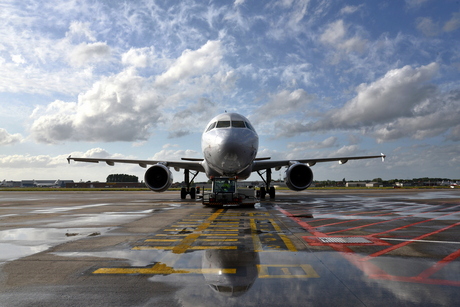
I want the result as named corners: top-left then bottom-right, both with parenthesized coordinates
top-left (1, 0), bottom-right (460, 183)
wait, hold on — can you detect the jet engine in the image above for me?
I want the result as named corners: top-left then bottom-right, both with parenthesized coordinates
top-left (284, 163), bottom-right (313, 191)
top-left (144, 164), bottom-right (173, 192)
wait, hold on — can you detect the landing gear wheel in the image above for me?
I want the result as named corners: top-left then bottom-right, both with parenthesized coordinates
top-left (180, 187), bottom-right (187, 199)
top-left (190, 187), bottom-right (196, 199)
top-left (260, 187), bottom-right (266, 199)
top-left (269, 187), bottom-right (276, 199)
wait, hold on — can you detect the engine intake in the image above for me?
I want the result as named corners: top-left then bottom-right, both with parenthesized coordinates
top-left (144, 164), bottom-right (173, 192)
top-left (285, 163), bottom-right (313, 191)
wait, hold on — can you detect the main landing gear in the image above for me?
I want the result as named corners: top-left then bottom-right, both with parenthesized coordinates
top-left (257, 168), bottom-right (276, 199)
top-left (181, 169), bottom-right (200, 199)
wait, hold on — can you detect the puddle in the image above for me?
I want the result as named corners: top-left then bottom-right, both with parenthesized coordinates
top-left (32, 203), bottom-right (112, 214)
top-left (0, 227), bottom-right (110, 262)
top-left (47, 212), bottom-right (147, 227)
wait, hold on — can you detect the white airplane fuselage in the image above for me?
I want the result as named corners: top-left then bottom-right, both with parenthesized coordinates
top-left (201, 113), bottom-right (258, 180)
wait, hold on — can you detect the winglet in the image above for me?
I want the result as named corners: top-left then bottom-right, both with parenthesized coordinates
top-left (67, 155), bottom-right (71, 164)
top-left (381, 153), bottom-right (386, 162)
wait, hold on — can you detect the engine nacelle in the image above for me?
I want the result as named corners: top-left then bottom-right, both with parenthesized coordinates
top-left (284, 163), bottom-right (314, 191)
top-left (144, 164), bottom-right (173, 192)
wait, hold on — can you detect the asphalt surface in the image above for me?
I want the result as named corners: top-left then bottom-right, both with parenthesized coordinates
top-left (0, 189), bottom-right (459, 306)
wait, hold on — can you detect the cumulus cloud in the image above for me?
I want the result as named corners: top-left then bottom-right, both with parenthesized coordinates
top-left (0, 128), bottom-right (23, 145)
top-left (155, 40), bottom-right (223, 87)
top-left (30, 68), bottom-right (161, 143)
top-left (276, 63), bottom-right (448, 141)
top-left (122, 47), bottom-right (155, 68)
top-left (69, 42), bottom-right (111, 67)
top-left (30, 40), bottom-right (232, 143)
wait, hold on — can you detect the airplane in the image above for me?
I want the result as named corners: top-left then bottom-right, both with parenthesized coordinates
top-left (67, 112), bottom-right (385, 199)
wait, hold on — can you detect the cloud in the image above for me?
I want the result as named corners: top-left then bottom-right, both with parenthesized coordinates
top-left (29, 40), bottom-right (232, 143)
top-left (67, 21), bottom-right (97, 42)
top-left (69, 42), bottom-right (111, 67)
top-left (340, 5), bottom-right (363, 15)
top-left (416, 17), bottom-right (440, 37)
top-left (320, 20), bottom-right (367, 54)
top-left (253, 89), bottom-right (315, 123)
top-left (122, 47), bottom-right (155, 68)
top-left (155, 40), bottom-right (223, 87)
top-left (30, 68), bottom-right (161, 143)
top-left (276, 63), bottom-right (443, 139)
top-left (443, 11), bottom-right (460, 32)
top-left (0, 128), bottom-right (23, 145)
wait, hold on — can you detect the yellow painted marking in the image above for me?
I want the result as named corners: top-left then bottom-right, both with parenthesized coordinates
top-left (281, 268), bottom-right (291, 275)
top-left (132, 246), bottom-right (237, 251)
top-left (206, 229), bottom-right (239, 232)
top-left (208, 224), bottom-right (240, 227)
top-left (199, 239), bottom-right (238, 242)
top-left (154, 234), bottom-right (189, 236)
top-left (199, 233), bottom-right (239, 236)
top-left (145, 239), bottom-right (180, 242)
top-left (269, 219), bottom-right (297, 252)
top-left (93, 262), bottom-right (236, 275)
top-left (257, 265), bottom-right (319, 278)
top-left (250, 219), bottom-right (263, 252)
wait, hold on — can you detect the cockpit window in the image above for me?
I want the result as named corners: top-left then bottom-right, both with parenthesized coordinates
top-left (245, 121), bottom-right (255, 132)
top-left (216, 121), bottom-right (231, 128)
top-left (206, 122), bottom-right (216, 132)
top-left (232, 121), bottom-right (246, 128)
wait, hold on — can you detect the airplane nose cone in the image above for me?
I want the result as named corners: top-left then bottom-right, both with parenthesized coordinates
top-left (204, 129), bottom-right (258, 176)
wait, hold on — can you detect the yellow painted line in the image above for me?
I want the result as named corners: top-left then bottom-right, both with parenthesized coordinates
top-left (206, 229), bottom-right (239, 232)
top-left (250, 219), bottom-right (263, 252)
top-left (132, 246), bottom-right (237, 251)
top-left (257, 265), bottom-right (319, 278)
top-left (208, 225), bottom-right (240, 227)
top-left (269, 219), bottom-right (297, 252)
top-left (154, 234), bottom-right (189, 236)
top-left (200, 233), bottom-right (239, 236)
top-left (199, 239), bottom-right (238, 242)
top-left (144, 239), bottom-right (180, 242)
top-left (93, 262), bottom-right (236, 275)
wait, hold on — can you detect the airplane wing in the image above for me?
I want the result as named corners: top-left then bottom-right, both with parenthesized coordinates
top-left (252, 154), bottom-right (385, 172)
top-left (67, 156), bottom-right (205, 173)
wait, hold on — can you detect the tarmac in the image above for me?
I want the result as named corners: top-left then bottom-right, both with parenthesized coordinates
top-left (0, 189), bottom-right (459, 306)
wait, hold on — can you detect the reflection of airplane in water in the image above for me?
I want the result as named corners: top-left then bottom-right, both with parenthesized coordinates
top-left (202, 249), bottom-right (259, 297)
top-left (68, 113), bottom-right (385, 199)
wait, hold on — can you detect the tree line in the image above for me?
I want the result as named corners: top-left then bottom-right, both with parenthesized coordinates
top-left (106, 174), bottom-right (139, 183)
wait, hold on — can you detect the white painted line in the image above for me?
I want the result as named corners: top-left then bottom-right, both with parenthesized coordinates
top-left (380, 238), bottom-right (460, 244)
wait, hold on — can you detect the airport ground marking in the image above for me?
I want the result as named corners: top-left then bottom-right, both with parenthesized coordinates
top-left (257, 264), bottom-right (319, 278)
top-left (276, 204), bottom-right (460, 287)
top-left (93, 262), bottom-right (236, 275)
top-left (360, 220), bottom-right (460, 261)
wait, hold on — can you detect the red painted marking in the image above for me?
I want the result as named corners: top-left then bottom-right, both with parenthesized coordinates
top-left (276, 204), bottom-right (460, 287)
top-left (416, 248), bottom-right (460, 279)
top-left (325, 205), bottom-right (460, 235)
top-left (361, 221), bottom-right (460, 261)
top-left (302, 235), bottom-right (391, 246)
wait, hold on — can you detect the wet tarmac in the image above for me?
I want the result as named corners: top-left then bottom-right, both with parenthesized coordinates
top-left (0, 189), bottom-right (459, 306)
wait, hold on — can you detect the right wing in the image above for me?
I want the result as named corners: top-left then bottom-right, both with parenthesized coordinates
top-left (252, 154), bottom-right (386, 172)
top-left (67, 156), bottom-right (205, 173)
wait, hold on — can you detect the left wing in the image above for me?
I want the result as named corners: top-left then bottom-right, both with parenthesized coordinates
top-left (67, 156), bottom-right (205, 173)
top-left (252, 153), bottom-right (386, 172)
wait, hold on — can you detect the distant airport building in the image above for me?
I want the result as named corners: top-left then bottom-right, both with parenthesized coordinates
top-left (346, 182), bottom-right (367, 187)
top-left (1, 180), bottom-right (74, 188)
